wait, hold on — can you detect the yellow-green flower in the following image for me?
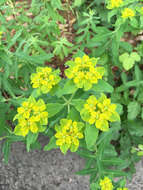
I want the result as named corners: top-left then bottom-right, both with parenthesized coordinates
top-left (100, 177), bottom-right (113, 190)
top-left (55, 119), bottom-right (84, 154)
top-left (80, 94), bottom-right (120, 131)
top-left (107, 0), bottom-right (123, 9)
top-left (31, 66), bottom-right (61, 94)
top-left (65, 55), bottom-right (105, 91)
top-left (121, 8), bottom-right (135, 18)
top-left (117, 188), bottom-right (128, 190)
top-left (13, 97), bottom-right (48, 137)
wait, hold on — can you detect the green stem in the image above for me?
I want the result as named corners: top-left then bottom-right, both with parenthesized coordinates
top-left (69, 90), bottom-right (77, 102)
top-left (62, 96), bottom-right (68, 103)
top-left (68, 104), bottom-right (70, 114)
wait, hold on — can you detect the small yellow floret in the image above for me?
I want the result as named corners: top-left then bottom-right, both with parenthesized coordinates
top-left (108, 0), bottom-right (123, 9)
top-left (65, 54), bottom-right (105, 91)
top-left (13, 97), bottom-right (48, 137)
top-left (117, 188), bottom-right (128, 190)
top-left (30, 66), bottom-right (61, 94)
top-left (121, 8), bottom-right (135, 19)
top-left (80, 94), bottom-right (120, 131)
top-left (100, 177), bottom-right (113, 190)
top-left (55, 119), bottom-right (84, 154)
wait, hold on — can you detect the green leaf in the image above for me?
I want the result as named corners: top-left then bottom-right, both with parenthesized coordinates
top-left (84, 124), bottom-right (99, 150)
top-left (109, 112), bottom-right (120, 122)
top-left (135, 65), bottom-right (142, 81)
top-left (119, 53), bottom-right (129, 63)
top-left (60, 144), bottom-right (69, 154)
top-left (71, 99), bottom-right (85, 112)
top-left (103, 169), bottom-right (127, 177)
top-left (75, 168), bottom-right (97, 175)
top-left (116, 104), bottom-right (123, 115)
top-left (126, 120), bottom-right (143, 136)
top-left (8, 29), bottom-right (23, 49)
top-left (130, 17), bottom-right (138, 28)
top-left (51, 0), bottom-right (62, 9)
top-left (46, 103), bottom-right (64, 118)
top-left (2, 140), bottom-right (10, 164)
top-left (140, 15), bottom-right (143, 28)
top-left (130, 52), bottom-right (141, 62)
top-left (120, 41), bottom-right (133, 52)
top-left (122, 55), bottom-right (134, 70)
top-left (137, 151), bottom-right (143, 156)
top-left (127, 101), bottom-right (141, 120)
top-left (0, 0), bottom-right (6, 5)
top-left (119, 52), bottom-right (140, 71)
top-left (101, 157), bottom-right (127, 166)
top-left (56, 80), bottom-right (77, 97)
top-left (108, 9), bottom-right (118, 22)
top-left (76, 149), bottom-right (96, 158)
top-left (141, 108), bottom-right (143, 120)
top-left (73, 0), bottom-right (84, 7)
top-left (44, 136), bottom-right (58, 151)
top-left (16, 52), bottom-right (53, 64)
top-left (92, 80), bottom-right (114, 93)
top-left (103, 144), bottom-right (117, 157)
top-left (138, 144), bottom-right (143, 150)
top-left (67, 107), bottom-right (80, 121)
top-left (26, 132), bottom-right (38, 152)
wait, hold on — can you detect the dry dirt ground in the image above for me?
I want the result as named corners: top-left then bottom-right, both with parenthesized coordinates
top-left (0, 141), bottom-right (142, 190)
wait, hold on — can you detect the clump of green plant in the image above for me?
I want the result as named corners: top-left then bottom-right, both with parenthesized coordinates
top-left (1, 0), bottom-right (143, 189)
top-left (1, 54), bottom-right (128, 189)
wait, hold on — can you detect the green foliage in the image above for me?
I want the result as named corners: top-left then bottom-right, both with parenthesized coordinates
top-left (1, 0), bottom-right (143, 189)
top-left (84, 124), bottom-right (99, 151)
top-left (119, 52), bottom-right (141, 71)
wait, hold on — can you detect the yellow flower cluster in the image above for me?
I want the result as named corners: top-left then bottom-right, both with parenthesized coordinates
top-left (13, 97), bottom-right (48, 137)
top-left (80, 94), bottom-right (120, 131)
top-left (65, 55), bottom-right (105, 91)
top-left (108, 0), bottom-right (123, 9)
top-left (117, 188), bottom-right (128, 190)
top-left (55, 119), bottom-right (84, 154)
top-left (31, 67), bottom-right (61, 94)
top-left (121, 8), bottom-right (135, 18)
top-left (100, 177), bottom-right (113, 190)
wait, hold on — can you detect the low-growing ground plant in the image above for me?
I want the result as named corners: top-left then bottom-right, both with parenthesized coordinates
top-left (1, 0), bottom-right (143, 189)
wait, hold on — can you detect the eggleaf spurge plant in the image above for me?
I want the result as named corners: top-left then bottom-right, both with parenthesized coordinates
top-left (11, 54), bottom-right (130, 189)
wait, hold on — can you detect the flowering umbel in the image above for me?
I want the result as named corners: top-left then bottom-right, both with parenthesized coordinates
top-left (100, 177), bottom-right (113, 190)
top-left (65, 55), bottom-right (105, 91)
top-left (13, 97), bottom-right (48, 137)
top-left (121, 8), bottom-right (135, 18)
top-left (107, 0), bottom-right (123, 9)
top-left (55, 119), bottom-right (84, 154)
top-left (30, 66), bottom-right (61, 94)
top-left (80, 94), bottom-right (120, 131)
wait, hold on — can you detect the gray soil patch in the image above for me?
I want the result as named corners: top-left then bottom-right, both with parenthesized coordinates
top-left (0, 140), bottom-right (142, 190)
top-left (0, 141), bottom-right (89, 190)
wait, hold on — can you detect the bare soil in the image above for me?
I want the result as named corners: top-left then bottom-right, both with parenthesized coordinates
top-left (0, 140), bottom-right (143, 190)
